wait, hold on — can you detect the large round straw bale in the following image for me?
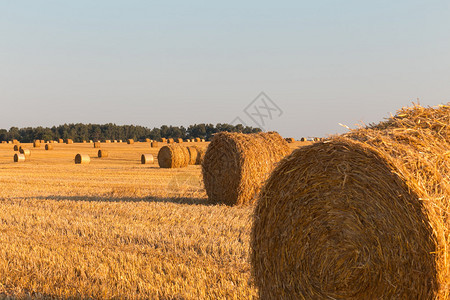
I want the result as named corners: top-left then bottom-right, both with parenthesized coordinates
top-left (105, 140), bottom-right (111, 143)
top-left (202, 132), bottom-right (290, 205)
top-left (157, 144), bottom-right (189, 168)
top-left (167, 138), bottom-right (174, 144)
top-left (300, 137), bottom-right (306, 141)
top-left (176, 138), bottom-right (183, 143)
top-left (201, 138), bottom-right (205, 142)
top-left (127, 139), bottom-right (134, 144)
top-left (94, 142), bottom-right (101, 148)
top-left (160, 138), bottom-right (167, 143)
top-left (33, 140), bottom-right (41, 148)
top-left (45, 144), bottom-right (53, 150)
top-left (58, 139), bottom-right (63, 143)
top-left (98, 150), bottom-right (108, 158)
top-left (75, 154), bottom-right (90, 164)
top-left (145, 138), bottom-right (151, 143)
top-left (12, 139), bottom-right (19, 145)
top-left (14, 153), bottom-right (25, 162)
top-left (66, 139), bottom-right (73, 144)
top-left (13, 145), bottom-right (19, 151)
top-left (151, 142), bottom-right (159, 148)
top-left (194, 137), bottom-right (201, 142)
top-left (141, 154), bottom-right (154, 164)
top-left (19, 148), bottom-right (31, 156)
top-left (252, 104), bottom-right (450, 299)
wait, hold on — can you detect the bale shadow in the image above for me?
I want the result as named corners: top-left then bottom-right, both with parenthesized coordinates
top-left (30, 195), bottom-right (211, 206)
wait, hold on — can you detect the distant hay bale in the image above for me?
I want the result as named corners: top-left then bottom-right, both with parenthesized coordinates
top-left (285, 137), bottom-right (295, 143)
top-left (94, 142), bottom-right (101, 148)
top-left (19, 148), bottom-right (31, 156)
top-left (89, 140), bottom-right (93, 143)
top-left (202, 132), bottom-right (290, 205)
top-left (300, 137), bottom-right (306, 141)
top-left (145, 138), bottom-right (151, 143)
top-left (33, 140), bottom-right (41, 148)
top-left (66, 139), bottom-right (73, 144)
top-left (160, 138), bottom-right (167, 143)
top-left (201, 138), bottom-right (205, 142)
top-left (186, 146), bottom-right (198, 165)
top-left (14, 153), bottom-right (25, 162)
top-left (141, 154), bottom-right (154, 164)
top-left (12, 139), bottom-right (19, 144)
top-left (194, 138), bottom-right (201, 142)
top-left (105, 140), bottom-right (111, 143)
top-left (167, 138), bottom-right (174, 144)
top-left (151, 142), bottom-right (159, 148)
top-left (13, 145), bottom-right (19, 151)
top-left (251, 104), bottom-right (450, 299)
top-left (58, 139), bottom-right (63, 143)
top-left (113, 140), bottom-right (117, 143)
top-left (45, 144), bottom-right (53, 150)
top-left (127, 139), bottom-right (134, 144)
top-left (177, 138), bottom-right (183, 143)
top-left (82, 140), bottom-right (87, 143)
top-left (157, 144), bottom-right (189, 168)
top-left (1, 141), bottom-right (6, 144)
top-left (98, 150), bottom-right (108, 158)
top-left (75, 154), bottom-right (90, 164)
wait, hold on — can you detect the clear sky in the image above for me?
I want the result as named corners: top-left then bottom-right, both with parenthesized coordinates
top-left (1, 1), bottom-right (449, 139)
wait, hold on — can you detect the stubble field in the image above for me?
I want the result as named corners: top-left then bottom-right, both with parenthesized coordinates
top-left (0, 141), bottom-right (305, 299)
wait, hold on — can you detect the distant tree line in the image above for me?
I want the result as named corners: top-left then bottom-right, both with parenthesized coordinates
top-left (0, 123), bottom-right (261, 143)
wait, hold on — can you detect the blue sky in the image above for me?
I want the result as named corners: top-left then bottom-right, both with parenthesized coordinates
top-left (1, 1), bottom-right (449, 138)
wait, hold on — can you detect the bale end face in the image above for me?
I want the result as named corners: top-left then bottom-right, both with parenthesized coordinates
top-left (98, 150), bottom-right (108, 158)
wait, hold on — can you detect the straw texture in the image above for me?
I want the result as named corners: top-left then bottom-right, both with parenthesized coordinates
top-left (157, 145), bottom-right (189, 168)
top-left (251, 104), bottom-right (450, 299)
top-left (202, 132), bottom-right (290, 206)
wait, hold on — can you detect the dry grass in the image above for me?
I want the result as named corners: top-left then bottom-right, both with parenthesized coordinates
top-left (0, 141), bottom-right (312, 299)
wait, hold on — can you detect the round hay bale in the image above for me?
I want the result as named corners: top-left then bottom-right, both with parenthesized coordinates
top-left (167, 138), bottom-right (174, 144)
top-left (105, 140), bottom-right (111, 143)
top-left (66, 139), bottom-right (73, 144)
top-left (75, 154), bottom-right (90, 164)
top-left (19, 148), bottom-right (31, 156)
top-left (94, 142), bottom-right (101, 148)
top-left (14, 153), bottom-right (25, 162)
top-left (202, 132), bottom-right (290, 206)
top-left (176, 138), bottom-right (183, 143)
top-left (251, 104), bottom-right (450, 299)
top-left (157, 144), bottom-right (189, 168)
top-left (33, 140), bottom-right (41, 148)
top-left (98, 150), bottom-right (108, 158)
top-left (45, 144), bottom-right (53, 150)
top-left (201, 138), bottom-right (205, 142)
top-left (300, 137), bottom-right (306, 141)
top-left (151, 142), bottom-right (159, 148)
top-left (145, 138), bottom-right (151, 143)
top-left (186, 146), bottom-right (198, 165)
top-left (13, 145), bottom-right (19, 151)
top-left (160, 138), bottom-right (167, 143)
top-left (141, 154), bottom-right (154, 164)
top-left (58, 139), bottom-right (63, 143)
top-left (194, 138), bottom-right (201, 142)
top-left (285, 137), bottom-right (295, 143)
top-left (12, 139), bottom-right (19, 145)
top-left (127, 139), bottom-right (134, 144)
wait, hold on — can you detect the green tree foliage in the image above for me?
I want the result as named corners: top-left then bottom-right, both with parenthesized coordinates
top-left (0, 123), bottom-right (261, 142)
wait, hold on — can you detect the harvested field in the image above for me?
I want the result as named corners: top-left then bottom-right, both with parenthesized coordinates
top-left (0, 140), bottom-right (306, 299)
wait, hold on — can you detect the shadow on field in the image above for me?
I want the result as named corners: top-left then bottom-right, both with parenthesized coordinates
top-left (33, 195), bottom-right (211, 205)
